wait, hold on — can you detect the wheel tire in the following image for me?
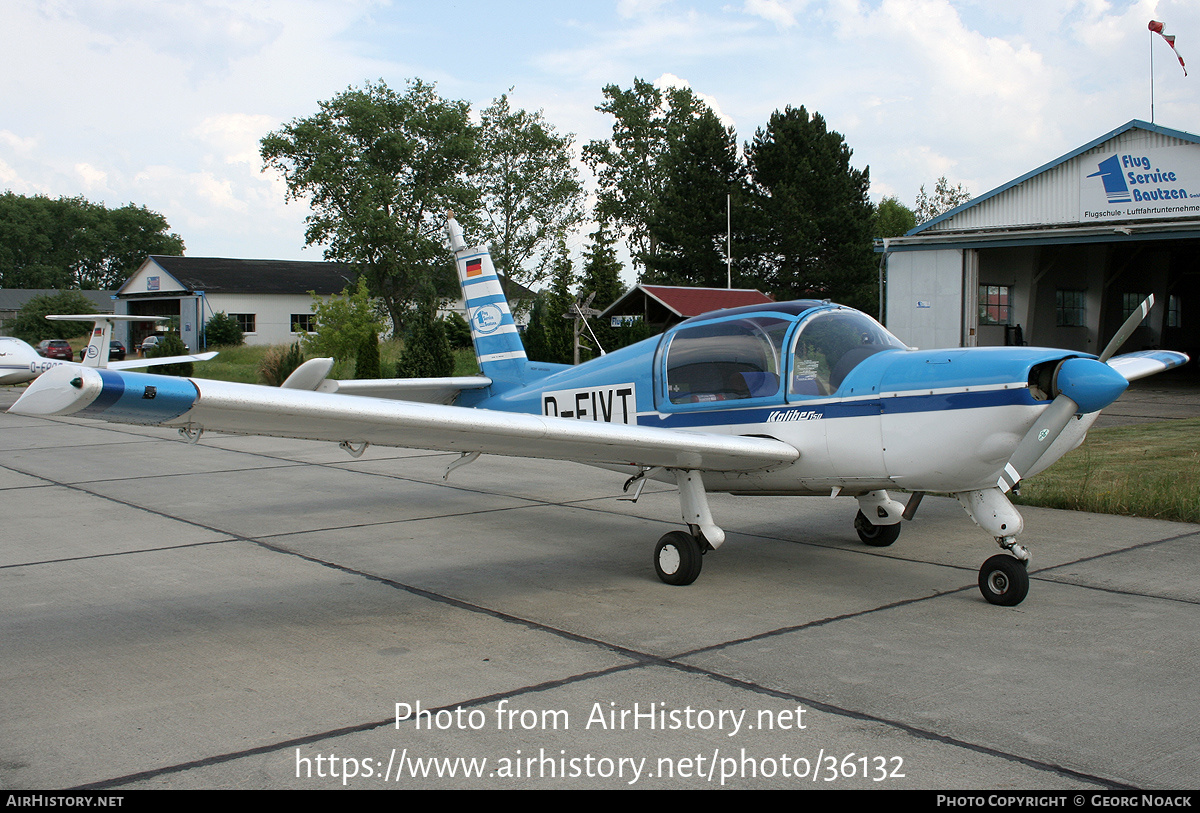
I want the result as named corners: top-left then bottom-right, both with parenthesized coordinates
top-left (978, 554), bottom-right (1030, 606)
top-left (654, 531), bottom-right (703, 586)
top-left (854, 510), bottom-right (901, 547)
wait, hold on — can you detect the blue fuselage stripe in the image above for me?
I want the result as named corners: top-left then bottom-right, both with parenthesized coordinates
top-left (639, 387), bottom-right (1035, 428)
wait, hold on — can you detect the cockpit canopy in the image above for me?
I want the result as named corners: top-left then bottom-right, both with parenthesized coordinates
top-left (659, 304), bottom-right (906, 408)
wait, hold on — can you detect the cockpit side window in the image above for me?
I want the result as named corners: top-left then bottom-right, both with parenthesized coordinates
top-left (789, 310), bottom-right (905, 398)
top-left (664, 316), bottom-right (792, 405)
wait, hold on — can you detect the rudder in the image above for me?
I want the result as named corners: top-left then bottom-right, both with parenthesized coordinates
top-left (446, 216), bottom-right (529, 388)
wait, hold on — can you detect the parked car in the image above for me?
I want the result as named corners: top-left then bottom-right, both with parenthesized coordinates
top-left (77, 340), bottom-right (128, 362)
top-left (139, 335), bottom-right (161, 355)
top-left (36, 339), bottom-right (74, 361)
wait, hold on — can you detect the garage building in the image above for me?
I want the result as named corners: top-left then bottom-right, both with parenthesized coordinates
top-left (881, 119), bottom-right (1200, 366)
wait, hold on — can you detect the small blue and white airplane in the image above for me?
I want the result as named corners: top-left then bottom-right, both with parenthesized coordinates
top-left (9, 217), bottom-right (1189, 606)
top-left (1, 314), bottom-right (217, 386)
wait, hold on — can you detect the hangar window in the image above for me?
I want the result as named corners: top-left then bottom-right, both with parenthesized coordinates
top-left (664, 316), bottom-right (791, 404)
top-left (978, 285), bottom-right (1011, 325)
top-left (1056, 290), bottom-right (1086, 327)
top-left (291, 314), bottom-right (315, 333)
top-left (1168, 295), bottom-right (1181, 328)
top-left (233, 313), bottom-right (257, 334)
top-left (1122, 293), bottom-right (1152, 324)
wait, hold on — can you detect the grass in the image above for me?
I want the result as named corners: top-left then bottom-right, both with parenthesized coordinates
top-left (190, 341), bottom-right (480, 384)
top-left (1012, 418), bottom-right (1200, 524)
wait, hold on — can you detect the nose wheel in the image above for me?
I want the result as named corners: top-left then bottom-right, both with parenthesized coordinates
top-left (978, 554), bottom-right (1029, 606)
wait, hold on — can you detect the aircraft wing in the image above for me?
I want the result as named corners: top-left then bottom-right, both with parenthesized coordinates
top-left (1107, 350), bottom-right (1190, 382)
top-left (110, 351), bottom-right (219, 370)
top-left (10, 366), bottom-right (799, 473)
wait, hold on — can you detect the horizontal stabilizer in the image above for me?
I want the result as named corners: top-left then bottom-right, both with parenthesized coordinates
top-left (316, 376), bottom-right (492, 404)
top-left (111, 352), bottom-right (218, 370)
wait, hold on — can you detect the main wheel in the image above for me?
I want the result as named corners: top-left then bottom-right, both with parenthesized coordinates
top-left (854, 510), bottom-right (902, 547)
top-left (978, 554), bottom-right (1029, 606)
top-left (654, 531), bottom-right (703, 586)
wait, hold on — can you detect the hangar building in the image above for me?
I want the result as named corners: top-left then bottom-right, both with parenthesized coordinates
top-left (881, 120), bottom-right (1200, 366)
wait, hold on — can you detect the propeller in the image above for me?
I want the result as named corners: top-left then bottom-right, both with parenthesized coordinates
top-left (996, 295), bottom-right (1152, 493)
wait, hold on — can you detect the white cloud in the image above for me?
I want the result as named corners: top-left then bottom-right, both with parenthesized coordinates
top-left (74, 163), bottom-right (109, 190)
top-left (741, 0), bottom-right (803, 28)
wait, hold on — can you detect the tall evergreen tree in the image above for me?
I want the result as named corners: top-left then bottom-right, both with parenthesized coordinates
top-left (744, 106), bottom-right (876, 311)
top-left (577, 220), bottom-right (625, 358)
top-left (525, 241), bottom-right (575, 365)
top-left (643, 108), bottom-right (748, 288)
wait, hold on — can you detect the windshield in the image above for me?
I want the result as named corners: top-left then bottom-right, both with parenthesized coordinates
top-left (790, 309), bottom-right (905, 396)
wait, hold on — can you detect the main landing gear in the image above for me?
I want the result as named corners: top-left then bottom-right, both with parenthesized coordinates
top-left (654, 531), bottom-right (706, 586)
top-left (651, 470), bottom-right (723, 586)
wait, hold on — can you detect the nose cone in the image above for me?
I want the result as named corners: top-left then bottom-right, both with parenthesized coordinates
top-left (1055, 357), bottom-right (1129, 414)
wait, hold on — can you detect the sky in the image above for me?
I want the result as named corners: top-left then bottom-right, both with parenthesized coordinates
top-left (2, 0), bottom-right (1197, 276)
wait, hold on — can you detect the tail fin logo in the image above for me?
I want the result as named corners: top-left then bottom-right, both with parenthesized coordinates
top-left (471, 305), bottom-right (503, 334)
top-left (466, 258), bottom-right (483, 278)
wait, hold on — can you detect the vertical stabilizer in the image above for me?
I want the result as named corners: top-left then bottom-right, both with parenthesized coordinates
top-left (446, 215), bottom-right (529, 388)
top-left (81, 320), bottom-right (113, 367)
top-left (45, 314), bottom-right (168, 369)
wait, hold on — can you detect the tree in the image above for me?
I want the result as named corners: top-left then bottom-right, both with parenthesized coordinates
top-left (261, 79), bottom-right (478, 335)
top-left (443, 311), bottom-right (472, 349)
top-left (577, 220), bottom-right (625, 357)
top-left (914, 176), bottom-right (972, 224)
top-left (643, 107), bottom-right (747, 287)
top-left (524, 240), bottom-right (575, 365)
top-left (475, 93), bottom-right (584, 299)
top-left (300, 278), bottom-right (387, 365)
top-left (203, 311), bottom-right (244, 347)
top-left (874, 196), bottom-right (917, 238)
top-left (7, 291), bottom-right (99, 343)
top-left (744, 106), bottom-right (877, 311)
top-left (583, 79), bottom-right (712, 273)
top-left (354, 329), bottom-right (381, 379)
top-left (396, 300), bottom-right (453, 377)
top-left (0, 193), bottom-right (184, 289)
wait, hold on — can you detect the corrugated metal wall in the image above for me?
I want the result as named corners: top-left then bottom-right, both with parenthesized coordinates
top-left (926, 130), bottom-right (1196, 232)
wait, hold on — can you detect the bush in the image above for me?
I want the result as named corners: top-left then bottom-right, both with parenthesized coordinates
top-left (204, 311), bottom-right (244, 347)
top-left (259, 342), bottom-right (305, 386)
top-left (397, 301), bottom-right (453, 378)
top-left (444, 311), bottom-right (473, 349)
top-left (146, 333), bottom-right (193, 377)
top-left (354, 330), bottom-right (381, 379)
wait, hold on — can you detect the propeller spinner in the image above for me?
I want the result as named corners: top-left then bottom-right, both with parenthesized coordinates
top-left (996, 295), bottom-right (1153, 493)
